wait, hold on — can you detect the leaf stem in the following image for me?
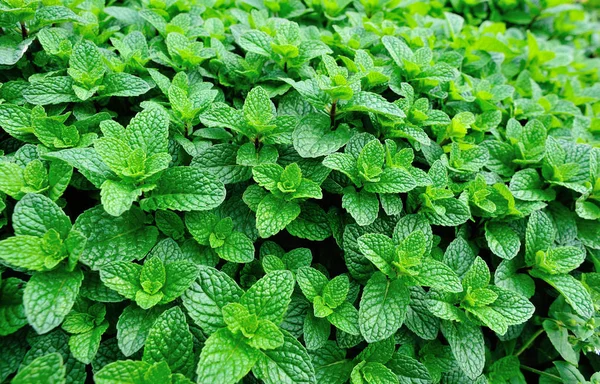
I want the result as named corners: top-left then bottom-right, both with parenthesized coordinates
top-left (521, 365), bottom-right (562, 381)
top-left (515, 328), bottom-right (544, 356)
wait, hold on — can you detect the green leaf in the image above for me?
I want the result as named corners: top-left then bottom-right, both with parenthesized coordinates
top-left (554, 361), bottom-right (588, 384)
top-left (192, 144), bottom-right (251, 184)
top-left (540, 246), bottom-right (586, 274)
top-left (69, 321), bottom-right (109, 364)
top-left (0, 334), bottom-right (28, 382)
top-left (424, 198), bottom-right (471, 226)
top-left (243, 86), bottom-right (275, 127)
top-left (126, 107), bottom-right (169, 157)
top-left (13, 193), bottom-right (71, 238)
top-left (293, 114), bottom-right (352, 158)
top-left (363, 168), bottom-right (416, 194)
top-left (216, 232), bottom-right (255, 263)
top-left (510, 169), bottom-right (556, 201)
top-left (0, 162), bottom-right (25, 199)
top-left (323, 153), bottom-right (360, 185)
top-left (462, 257), bottom-right (490, 291)
top-left (488, 286), bottom-right (534, 326)
top-left (0, 36), bottom-right (33, 66)
top-left (94, 360), bottom-right (150, 384)
top-left (140, 166), bottom-right (226, 212)
top-left (296, 267), bottom-right (329, 302)
top-left (75, 206), bottom-right (157, 269)
top-left (100, 180), bottom-right (142, 217)
top-left (196, 328), bottom-right (260, 384)
top-left (531, 271), bottom-right (594, 319)
top-left (327, 302), bottom-right (360, 336)
top-left (249, 319), bottom-right (285, 351)
top-left (239, 30), bottom-right (273, 56)
top-left (68, 40), bottom-right (105, 86)
top-left (161, 261), bottom-right (198, 302)
top-left (140, 257), bottom-right (165, 294)
top-left (286, 202), bottom-right (332, 241)
top-left (405, 287), bottom-right (439, 340)
top-left (359, 272), bottom-right (409, 342)
top-left (386, 352), bottom-right (432, 384)
top-left (253, 329), bottom-right (316, 384)
top-left (323, 275), bottom-right (349, 309)
top-left (441, 320), bottom-right (484, 380)
top-left (0, 236), bottom-right (46, 271)
top-left (415, 258), bottom-right (463, 293)
top-left (494, 258), bottom-right (536, 298)
top-left (256, 195), bottom-right (301, 238)
top-left (241, 270), bottom-right (295, 324)
top-left (342, 188), bottom-right (379, 227)
top-left (99, 73), bottom-right (150, 97)
top-left (304, 312), bottom-right (330, 350)
top-left (485, 222), bottom-right (521, 260)
top-left (143, 307), bottom-right (194, 376)
top-left (382, 35), bottom-right (414, 66)
top-left (117, 305), bottom-right (163, 357)
top-left (99, 262), bottom-right (142, 299)
top-left (182, 266), bottom-right (243, 334)
top-left (525, 210), bottom-right (555, 263)
top-left (23, 269), bottom-right (84, 334)
top-left (23, 77), bottom-right (79, 105)
top-left (253, 164), bottom-right (284, 192)
top-left (0, 104), bottom-right (33, 142)
top-left (43, 148), bottom-right (116, 189)
top-left (542, 319), bottom-right (578, 365)
top-left (357, 233), bottom-right (396, 277)
top-left (12, 353), bottom-right (66, 384)
top-left (0, 278), bottom-right (28, 336)
top-left (359, 362), bottom-right (399, 384)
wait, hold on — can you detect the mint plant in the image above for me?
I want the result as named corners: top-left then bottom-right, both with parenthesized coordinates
top-left (1, 1), bottom-right (600, 383)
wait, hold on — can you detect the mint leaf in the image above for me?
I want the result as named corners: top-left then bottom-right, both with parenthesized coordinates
top-left (342, 188), bottom-right (379, 227)
top-left (140, 166), bottom-right (226, 212)
top-left (12, 353), bottom-right (66, 384)
top-left (117, 305), bottom-right (163, 357)
top-left (441, 320), bottom-right (484, 379)
top-left (143, 307), bottom-right (194, 376)
top-left (530, 270), bottom-right (594, 319)
top-left (253, 329), bottom-right (316, 384)
top-left (240, 270), bottom-right (295, 324)
top-left (23, 269), bottom-right (84, 334)
top-left (94, 360), bottom-right (150, 384)
top-left (243, 86), bottom-right (275, 128)
top-left (256, 195), bottom-right (301, 238)
top-left (99, 73), bottom-right (150, 97)
top-left (359, 272), bottom-right (409, 342)
top-left (0, 277), bottom-right (28, 336)
top-left (23, 77), bottom-right (79, 105)
top-left (485, 222), bottom-right (521, 260)
top-left (293, 114), bottom-right (352, 158)
top-left (182, 266), bottom-right (243, 334)
top-left (196, 328), bottom-right (260, 384)
top-left (75, 206), bottom-right (158, 269)
top-left (13, 193), bottom-right (71, 238)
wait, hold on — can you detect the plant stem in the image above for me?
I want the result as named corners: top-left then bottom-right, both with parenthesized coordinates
top-left (20, 22), bottom-right (28, 39)
top-left (515, 328), bottom-right (544, 357)
top-left (330, 100), bottom-right (337, 127)
top-left (521, 365), bottom-right (562, 381)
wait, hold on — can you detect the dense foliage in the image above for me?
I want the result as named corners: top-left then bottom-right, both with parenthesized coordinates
top-left (1, 0), bottom-right (600, 383)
